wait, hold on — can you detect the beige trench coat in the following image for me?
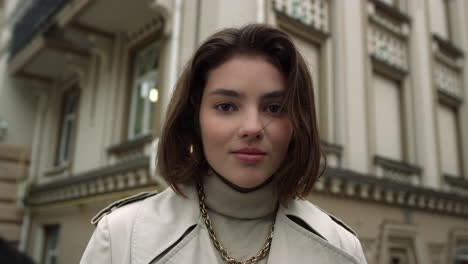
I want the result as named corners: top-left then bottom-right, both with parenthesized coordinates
top-left (80, 185), bottom-right (368, 264)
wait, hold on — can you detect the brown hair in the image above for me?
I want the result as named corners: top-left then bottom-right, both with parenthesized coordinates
top-left (157, 24), bottom-right (325, 205)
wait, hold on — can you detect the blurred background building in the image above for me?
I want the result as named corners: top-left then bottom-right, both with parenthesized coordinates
top-left (0, 0), bottom-right (467, 263)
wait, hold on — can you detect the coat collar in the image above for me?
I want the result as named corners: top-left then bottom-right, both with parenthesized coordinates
top-left (269, 208), bottom-right (360, 264)
top-left (280, 198), bottom-right (343, 245)
top-left (131, 185), bottom-right (200, 264)
top-left (131, 187), bottom-right (357, 264)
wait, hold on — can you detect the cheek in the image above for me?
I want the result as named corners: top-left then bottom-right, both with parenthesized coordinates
top-left (269, 119), bottom-right (293, 153)
top-left (199, 113), bottom-right (232, 148)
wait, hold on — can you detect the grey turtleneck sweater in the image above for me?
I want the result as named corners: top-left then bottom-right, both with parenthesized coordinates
top-left (202, 173), bottom-right (278, 263)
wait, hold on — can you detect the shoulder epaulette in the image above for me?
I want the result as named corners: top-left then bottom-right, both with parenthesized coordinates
top-left (91, 191), bottom-right (158, 225)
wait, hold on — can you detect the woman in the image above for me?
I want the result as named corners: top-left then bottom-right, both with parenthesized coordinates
top-left (81, 24), bottom-right (367, 264)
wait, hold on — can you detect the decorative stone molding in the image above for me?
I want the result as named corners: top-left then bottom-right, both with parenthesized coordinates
top-left (433, 34), bottom-right (464, 59)
top-left (368, 0), bottom-right (410, 24)
top-left (321, 140), bottom-right (342, 168)
top-left (443, 175), bottom-right (468, 197)
top-left (273, 0), bottom-right (330, 35)
top-left (26, 155), bottom-right (468, 216)
top-left (434, 60), bottom-right (463, 104)
top-left (107, 133), bottom-right (154, 162)
top-left (371, 54), bottom-right (408, 80)
top-left (27, 155), bottom-right (153, 206)
top-left (314, 168), bottom-right (468, 217)
top-left (65, 54), bottom-right (90, 87)
top-left (147, 0), bottom-right (173, 36)
top-left (43, 162), bottom-right (70, 178)
top-left (125, 16), bottom-right (164, 46)
top-left (432, 34), bottom-right (464, 103)
top-left (368, 23), bottom-right (407, 71)
top-left (367, 0), bottom-right (410, 72)
top-left (374, 155), bottom-right (421, 185)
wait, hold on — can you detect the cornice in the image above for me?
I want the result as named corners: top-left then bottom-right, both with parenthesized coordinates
top-left (369, 0), bottom-right (411, 24)
top-left (27, 155), bottom-right (154, 206)
top-left (107, 133), bottom-right (154, 156)
top-left (25, 157), bottom-right (468, 217)
top-left (274, 9), bottom-right (330, 41)
top-left (432, 34), bottom-right (464, 58)
top-left (315, 168), bottom-right (468, 217)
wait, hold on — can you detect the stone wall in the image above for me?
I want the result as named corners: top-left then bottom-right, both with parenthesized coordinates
top-left (0, 143), bottom-right (29, 247)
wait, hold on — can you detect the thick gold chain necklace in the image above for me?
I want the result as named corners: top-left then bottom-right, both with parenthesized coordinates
top-left (197, 184), bottom-right (274, 264)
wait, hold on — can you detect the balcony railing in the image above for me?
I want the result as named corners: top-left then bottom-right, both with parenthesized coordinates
top-left (27, 155), bottom-right (157, 206)
top-left (10, 0), bottom-right (72, 59)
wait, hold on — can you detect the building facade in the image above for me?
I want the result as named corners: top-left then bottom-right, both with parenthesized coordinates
top-left (0, 0), bottom-right (33, 249)
top-left (0, 0), bottom-right (467, 263)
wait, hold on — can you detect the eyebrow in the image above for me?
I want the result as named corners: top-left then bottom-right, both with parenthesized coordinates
top-left (208, 89), bottom-right (242, 98)
top-left (260, 90), bottom-right (285, 100)
top-left (208, 89), bottom-right (285, 100)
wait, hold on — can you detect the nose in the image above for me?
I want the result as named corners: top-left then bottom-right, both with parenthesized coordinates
top-left (238, 109), bottom-right (264, 140)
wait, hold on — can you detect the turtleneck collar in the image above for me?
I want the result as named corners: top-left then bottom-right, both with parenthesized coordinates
top-left (202, 172), bottom-right (278, 219)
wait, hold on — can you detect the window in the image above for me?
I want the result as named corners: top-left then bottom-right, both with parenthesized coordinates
top-left (128, 40), bottom-right (160, 139)
top-left (389, 247), bottom-right (411, 264)
top-left (274, 0), bottom-right (331, 130)
top-left (275, 0), bottom-right (340, 165)
top-left (429, 0), bottom-right (451, 40)
top-left (454, 240), bottom-right (468, 264)
top-left (428, 243), bottom-right (445, 264)
top-left (290, 34), bottom-right (321, 119)
top-left (387, 238), bottom-right (417, 264)
top-left (437, 103), bottom-right (462, 177)
top-left (41, 225), bottom-right (60, 264)
top-left (55, 87), bottom-right (79, 166)
top-left (373, 74), bottom-right (403, 160)
top-left (379, 224), bottom-right (421, 264)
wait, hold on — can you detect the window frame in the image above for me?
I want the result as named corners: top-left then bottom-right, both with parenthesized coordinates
top-left (372, 72), bottom-right (405, 161)
top-left (273, 0), bottom-right (341, 166)
top-left (41, 225), bottom-right (60, 264)
top-left (125, 36), bottom-right (162, 141)
top-left (54, 86), bottom-right (80, 167)
top-left (128, 69), bottom-right (159, 139)
top-left (449, 229), bottom-right (468, 264)
top-left (366, 2), bottom-right (418, 180)
top-left (378, 223), bottom-right (425, 264)
top-left (436, 99), bottom-right (463, 178)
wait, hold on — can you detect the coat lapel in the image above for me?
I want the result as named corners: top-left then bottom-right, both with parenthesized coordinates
top-left (268, 200), bottom-right (360, 264)
top-left (130, 188), bottom-right (360, 264)
top-left (131, 185), bottom-right (200, 264)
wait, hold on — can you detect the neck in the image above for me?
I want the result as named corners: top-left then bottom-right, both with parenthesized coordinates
top-left (202, 171), bottom-right (278, 219)
top-left (214, 171), bottom-right (274, 193)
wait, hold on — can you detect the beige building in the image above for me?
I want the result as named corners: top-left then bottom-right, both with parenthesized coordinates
top-left (0, 144), bottom-right (30, 247)
top-left (0, 0), bottom-right (467, 263)
top-left (0, 0), bottom-right (32, 248)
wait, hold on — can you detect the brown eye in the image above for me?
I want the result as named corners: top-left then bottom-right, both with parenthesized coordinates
top-left (264, 103), bottom-right (283, 113)
top-left (215, 103), bottom-right (236, 112)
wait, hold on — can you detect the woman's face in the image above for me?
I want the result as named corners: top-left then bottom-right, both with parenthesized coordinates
top-left (199, 55), bottom-right (293, 188)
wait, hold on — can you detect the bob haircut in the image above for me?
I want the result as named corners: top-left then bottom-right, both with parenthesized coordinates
top-left (157, 24), bottom-right (325, 205)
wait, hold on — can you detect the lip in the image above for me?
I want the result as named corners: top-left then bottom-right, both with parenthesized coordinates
top-left (232, 147), bottom-right (266, 163)
top-left (233, 147), bottom-right (266, 155)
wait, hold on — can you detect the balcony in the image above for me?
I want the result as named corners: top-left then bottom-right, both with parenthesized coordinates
top-left (10, 0), bottom-right (72, 59)
top-left (9, 0), bottom-right (167, 84)
top-left (27, 155), bottom-right (163, 206)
